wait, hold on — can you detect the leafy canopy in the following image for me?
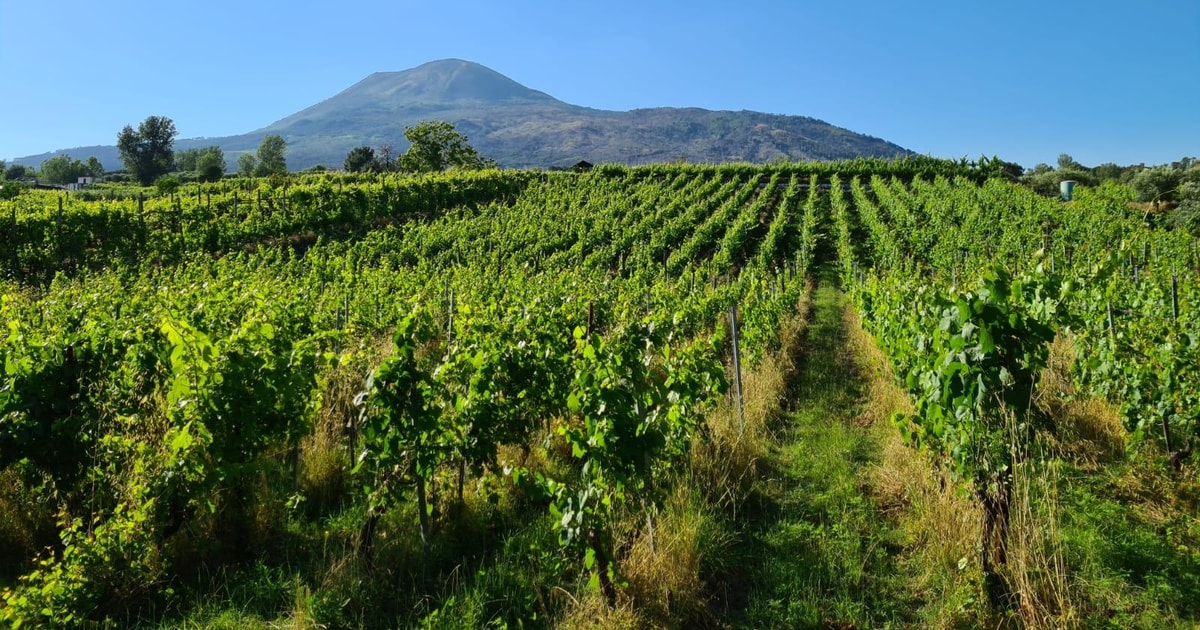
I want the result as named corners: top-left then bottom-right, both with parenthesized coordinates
top-left (255, 135), bottom-right (288, 176)
top-left (400, 120), bottom-right (491, 173)
top-left (117, 116), bottom-right (177, 186)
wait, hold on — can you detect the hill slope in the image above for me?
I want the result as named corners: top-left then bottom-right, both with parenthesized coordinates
top-left (14, 59), bottom-right (911, 170)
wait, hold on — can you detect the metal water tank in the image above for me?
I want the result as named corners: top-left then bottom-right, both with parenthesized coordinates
top-left (1060, 180), bottom-right (1076, 201)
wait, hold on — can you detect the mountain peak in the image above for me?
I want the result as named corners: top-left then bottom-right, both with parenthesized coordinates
top-left (346, 59), bottom-right (557, 106)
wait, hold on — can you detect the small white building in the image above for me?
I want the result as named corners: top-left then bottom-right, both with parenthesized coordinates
top-left (66, 176), bottom-right (98, 191)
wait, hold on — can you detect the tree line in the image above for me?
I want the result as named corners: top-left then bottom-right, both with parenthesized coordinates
top-left (117, 116), bottom-right (290, 185)
top-left (0, 156), bottom-right (103, 185)
top-left (0, 116), bottom-right (493, 191)
top-left (1021, 153), bottom-right (1200, 230)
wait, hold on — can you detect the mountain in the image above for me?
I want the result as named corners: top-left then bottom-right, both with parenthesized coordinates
top-left (13, 59), bottom-right (911, 171)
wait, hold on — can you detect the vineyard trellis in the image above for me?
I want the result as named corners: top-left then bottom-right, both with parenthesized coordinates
top-left (2, 158), bottom-right (1196, 625)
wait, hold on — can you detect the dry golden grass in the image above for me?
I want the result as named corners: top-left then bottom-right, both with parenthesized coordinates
top-left (1104, 449), bottom-right (1200, 528)
top-left (298, 422), bottom-right (345, 513)
top-left (300, 340), bottom-right (394, 515)
top-left (298, 362), bottom-right (358, 514)
top-left (845, 304), bottom-right (984, 628)
top-left (851, 308), bottom-right (1093, 628)
top-left (689, 289), bottom-right (809, 512)
top-left (1037, 334), bottom-right (1125, 466)
top-left (690, 374), bottom-right (773, 512)
top-left (842, 304), bottom-right (913, 428)
top-left (620, 485), bottom-right (722, 628)
top-left (555, 590), bottom-right (640, 630)
top-left (274, 584), bottom-right (322, 630)
top-left (1004, 455), bottom-right (1077, 629)
top-left (874, 424), bottom-right (984, 630)
top-left (858, 322), bottom-right (1098, 628)
top-left (0, 468), bottom-right (56, 574)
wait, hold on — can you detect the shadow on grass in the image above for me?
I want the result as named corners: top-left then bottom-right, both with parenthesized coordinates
top-left (1060, 464), bottom-right (1200, 627)
top-left (135, 479), bottom-right (569, 629)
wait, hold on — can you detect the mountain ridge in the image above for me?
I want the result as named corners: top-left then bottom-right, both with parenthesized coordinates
top-left (13, 59), bottom-right (912, 171)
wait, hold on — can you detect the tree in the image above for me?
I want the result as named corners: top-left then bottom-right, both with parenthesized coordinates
top-left (174, 148), bottom-right (201, 172)
top-left (1056, 153), bottom-right (1084, 171)
top-left (237, 153), bottom-right (257, 178)
top-left (378, 143), bottom-right (397, 171)
top-left (1092, 162), bottom-right (1125, 183)
top-left (1021, 164), bottom-right (1061, 197)
top-left (1182, 162), bottom-right (1200, 185)
top-left (40, 155), bottom-right (87, 184)
top-left (5, 164), bottom-right (31, 181)
top-left (399, 120), bottom-right (488, 173)
top-left (117, 116), bottom-right (178, 185)
top-left (344, 146), bottom-right (380, 173)
top-left (41, 154), bottom-right (103, 183)
top-left (1130, 166), bottom-right (1181, 208)
top-left (254, 135), bottom-right (287, 176)
top-left (1162, 161), bottom-right (1200, 231)
top-left (196, 146), bottom-right (226, 182)
top-left (1170, 181), bottom-right (1200, 232)
top-left (84, 156), bottom-right (105, 178)
top-left (172, 146), bottom-right (224, 181)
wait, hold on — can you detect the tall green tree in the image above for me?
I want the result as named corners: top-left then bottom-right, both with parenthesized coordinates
top-left (399, 120), bottom-right (489, 173)
top-left (237, 153), bottom-right (257, 177)
top-left (254, 135), bottom-right (287, 176)
top-left (1091, 162), bottom-right (1125, 182)
top-left (84, 156), bottom-right (105, 178)
top-left (1021, 164), bottom-right (1061, 197)
top-left (117, 116), bottom-right (178, 185)
top-left (173, 146), bottom-right (225, 181)
top-left (196, 146), bottom-right (226, 182)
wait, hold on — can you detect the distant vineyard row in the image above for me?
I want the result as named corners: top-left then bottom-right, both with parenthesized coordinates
top-left (0, 156), bottom-right (1004, 285)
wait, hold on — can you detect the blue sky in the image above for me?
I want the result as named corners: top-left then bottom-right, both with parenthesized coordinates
top-left (1, 0), bottom-right (1196, 169)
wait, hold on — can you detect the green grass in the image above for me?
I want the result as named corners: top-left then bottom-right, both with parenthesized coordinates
top-left (727, 277), bottom-right (919, 628)
top-left (716, 274), bottom-right (1200, 629)
top-left (1056, 457), bottom-right (1200, 628)
top-left (135, 466), bottom-right (570, 630)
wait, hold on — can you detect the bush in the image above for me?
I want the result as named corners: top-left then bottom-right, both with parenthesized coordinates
top-left (0, 180), bottom-right (25, 200)
top-left (155, 175), bottom-right (181, 196)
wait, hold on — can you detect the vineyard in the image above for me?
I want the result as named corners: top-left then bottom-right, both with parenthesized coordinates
top-left (1, 162), bottom-right (1198, 628)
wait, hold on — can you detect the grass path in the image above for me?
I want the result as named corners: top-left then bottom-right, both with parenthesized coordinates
top-left (727, 275), bottom-right (920, 628)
